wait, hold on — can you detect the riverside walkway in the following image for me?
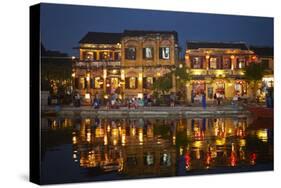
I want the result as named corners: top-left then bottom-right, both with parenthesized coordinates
top-left (42, 105), bottom-right (251, 118)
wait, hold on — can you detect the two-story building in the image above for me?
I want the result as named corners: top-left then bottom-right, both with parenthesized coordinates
top-left (250, 46), bottom-right (274, 101)
top-left (72, 32), bottom-right (123, 104)
top-left (73, 30), bottom-right (179, 104)
top-left (121, 30), bottom-right (178, 98)
top-left (185, 41), bottom-right (258, 102)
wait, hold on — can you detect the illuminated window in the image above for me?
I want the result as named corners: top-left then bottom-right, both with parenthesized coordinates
top-left (144, 152), bottom-right (154, 166)
top-left (79, 77), bottom-right (85, 89)
top-left (125, 47), bottom-right (136, 60)
top-left (237, 58), bottom-right (246, 69)
top-left (144, 77), bottom-right (154, 89)
top-left (159, 47), bottom-right (170, 60)
top-left (192, 57), bottom-right (203, 69)
top-left (143, 47), bottom-right (153, 59)
top-left (111, 78), bottom-right (119, 89)
top-left (100, 51), bottom-right (109, 60)
top-left (210, 57), bottom-right (217, 69)
top-left (114, 52), bottom-right (121, 60)
top-left (235, 81), bottom-right (247, 96)
top-left (129, 77), bottom-right (136, 89)
top-left (216, 82), bottom-right (225, 94)
top-left (82, 51), bottom-right (93, 61)
top-left (125, 77), bottom-right (137, 89)
top-left (223, 58), bottom-right (231, 69)
top-left (160, 152), bottom-right (171, 166)
top-left (94, 77), bottom-right (101, 89)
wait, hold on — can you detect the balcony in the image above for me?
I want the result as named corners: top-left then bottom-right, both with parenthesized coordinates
top-left (74, 60), bottom-right (121, 69)
top-left (189, 69), bottom-right (245, 79)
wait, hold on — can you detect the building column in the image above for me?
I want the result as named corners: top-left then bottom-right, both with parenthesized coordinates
top-left (172, 72), bottom-right (176, 93)
top-left (103, 68), bottom-right (107, 94)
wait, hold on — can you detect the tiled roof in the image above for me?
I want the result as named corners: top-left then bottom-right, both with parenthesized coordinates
top-left (250, 46), bottom-right (273, 57)
top-left (79, 32), bottom-right (123, 44)
top-left (123, 30), bottom-right (178, 41)
top-left (79, 30), bottom-right (178, 44)
top-left (186, 41), bottom-right (249, 50)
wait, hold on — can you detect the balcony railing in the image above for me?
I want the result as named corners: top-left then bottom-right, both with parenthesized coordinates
top-left (189, 69), bottom-right (245, 78)
top-left (75, 61), bottom-right (121, 68)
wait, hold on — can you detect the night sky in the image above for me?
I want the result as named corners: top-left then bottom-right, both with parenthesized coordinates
top-left (40, 3), bottom-right (273, 57)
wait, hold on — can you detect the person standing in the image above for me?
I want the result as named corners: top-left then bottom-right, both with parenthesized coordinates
top-left (213, 92), bottom-right (217, 105)
top-left (191, 90), bottom-right (195, 104)
top-left (170, 93), bottom-right (175, 107)
top-left (202, 92), bottom-right (206, 109)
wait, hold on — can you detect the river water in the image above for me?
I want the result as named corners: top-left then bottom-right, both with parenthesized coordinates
top-left (41, 115), bottom-right (273, 184)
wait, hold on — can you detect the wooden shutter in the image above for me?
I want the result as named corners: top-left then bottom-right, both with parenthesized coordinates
top-left (159, 48), bottom-right (162, 59)
top-left (143, 48), bottom-right (146, 59)
top-left (90, 78), bottom-right (94, 89)
top-left (143, 77), bottom-right (147, 89)
top-left (75, 78), bottom-right (79, 89)
top-left (200, 57), bottom-right (203, 69)
top-left (135, 77), bottom-right (138, 89)
top-left (125, 78), bottom-right (129, 89)
top-left (84, 78), bottom-right (87, 89)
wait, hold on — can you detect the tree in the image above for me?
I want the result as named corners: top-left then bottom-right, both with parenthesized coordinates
top-left (153, 73), bottom-right (173, 95)
top-left (174, 63), bottom-right (190, 101)
top-left (152, 64), bottom-right (190, 99)
top-left (174, 63), bottom-right (190, 83)
top-left (244, 62), bottom-right (266, 100)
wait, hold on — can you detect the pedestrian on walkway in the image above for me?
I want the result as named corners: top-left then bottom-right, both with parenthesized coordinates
top-left (213, 92), bottom-right (217, 105)
top-left (170, 92), bottom-right (175, 107)
top-left (202, 92), bottom-right (206, 109)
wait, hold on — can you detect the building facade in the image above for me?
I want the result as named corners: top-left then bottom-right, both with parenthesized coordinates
top-left (250, 46), bottom-right (274, 99)
top-left (73, 30), bottom-right (178, 104)
top-left (185, 41), bottom-right (259, 102)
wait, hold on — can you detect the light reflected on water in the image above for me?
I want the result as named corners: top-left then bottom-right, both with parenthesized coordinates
top-left (41, 116), bottom-right (273, 183)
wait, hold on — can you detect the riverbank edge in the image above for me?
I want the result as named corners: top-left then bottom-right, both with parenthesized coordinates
top-left (42, 106), bottom-right (252, 118)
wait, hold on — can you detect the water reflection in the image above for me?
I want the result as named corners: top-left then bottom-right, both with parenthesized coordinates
top-left (41, 116), bottom-right (273, 182)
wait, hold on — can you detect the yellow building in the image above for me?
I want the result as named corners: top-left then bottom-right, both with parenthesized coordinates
top-left (73, 30), bottom-right (178, 104)
top-left (185, 41), bottom-right (258, 102)
top-left (250, 46), bottom-right (274, 99)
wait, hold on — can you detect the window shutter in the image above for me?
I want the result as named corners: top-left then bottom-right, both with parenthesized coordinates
top-left (84, 78), bottom-right (87, 89)
top-left (135, 77), bottom-right (138, 89)
top-left (90, 78), bottom-right (94, 89)
top-left (75, 78), bottom-right (79, 89)
top-left (99, 52), bottom-right (104, 60)
top-left (143, 48), bottom-right (146, 59)
top-left (143, 77), bottom-right (147, 89)
top-left (93, 52), bottom-right (97, 60)
top-left (125, 78), bottom-right (129, 89)
top-left (100, 79), bottom-right (104, 89)
top-left (125, 48), bottom-right (128, 60)
top-left (114, 52), bottom-right (119, 60)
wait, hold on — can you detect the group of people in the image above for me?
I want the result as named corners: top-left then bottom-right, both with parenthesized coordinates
top-left (213, 92), bottom-right (225, 105)
top-left (191, 91), bottom-right (207, 109)
top-left (73, 92), bottom-right (81, 107)
top-left (104, 93), bottom-right (145, 109)
top-left (72, 90), bottom-right (247, 109)
top-left (192, 90), bottom-right (226, 108)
